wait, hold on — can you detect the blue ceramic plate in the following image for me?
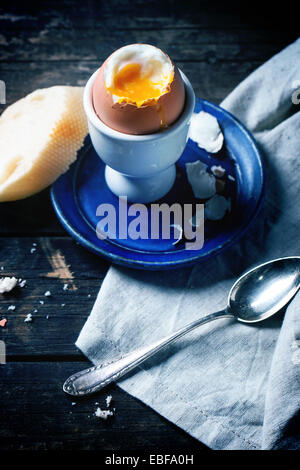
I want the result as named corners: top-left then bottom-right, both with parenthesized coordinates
top-left (51, 98), bottom-right (265, 270)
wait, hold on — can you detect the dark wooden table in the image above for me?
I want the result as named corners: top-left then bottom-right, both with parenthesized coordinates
top-left (0, 0), bottom-right (298, 453)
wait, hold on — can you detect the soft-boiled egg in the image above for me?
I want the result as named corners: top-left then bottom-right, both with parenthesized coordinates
top-left (92, 44), bottom-right (185, 135)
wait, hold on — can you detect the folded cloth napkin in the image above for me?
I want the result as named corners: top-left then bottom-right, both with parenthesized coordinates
top-left (76, 38), bottom-right (300, 450)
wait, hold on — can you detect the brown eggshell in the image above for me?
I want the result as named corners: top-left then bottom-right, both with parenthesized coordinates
top-left (92, 51), bottom-right (185, 135)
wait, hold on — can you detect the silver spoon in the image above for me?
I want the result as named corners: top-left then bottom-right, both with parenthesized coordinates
top-left (63, 256), bottom-right (300, 396)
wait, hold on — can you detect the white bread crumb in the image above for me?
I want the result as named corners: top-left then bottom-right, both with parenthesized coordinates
top-left (24, 313), bottom-right (33, 323)
top-left (0, 276), bottom-right (18, 293)
top-left (95, 407), bottom-right (113, 420)
top-left (105, 395), bottom-right (113, 407)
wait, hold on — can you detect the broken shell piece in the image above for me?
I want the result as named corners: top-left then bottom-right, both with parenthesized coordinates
top-left (188, 111), bottom-right (224, 153)
top-left (186, 160), bottom-right (216, 199)
top-left (0, 318), bottom-right (7, 327)
top-left (211, 165), bottom-right (226, 178)
top-left (170, 224), bottom-right (183, 246)
top-left (205, 195), bottom-right (231, 221)
top-left (228, 174), bottom-right (236, 182)
top-left (0, 276), bottom-right (18, 294)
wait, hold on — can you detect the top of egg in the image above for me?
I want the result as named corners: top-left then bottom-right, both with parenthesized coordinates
top-left (103, 44), bottom-right (174, 107)
top-left (92, 44), bottom-right (185, 135)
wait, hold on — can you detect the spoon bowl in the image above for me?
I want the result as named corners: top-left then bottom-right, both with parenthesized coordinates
top-left (229, 256), bottom-right (300, 322)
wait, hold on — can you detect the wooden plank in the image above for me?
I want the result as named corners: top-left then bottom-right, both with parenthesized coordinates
top-left (0, 188), bottom-right (64, 235)
top-left (0, 0), bottom-right (297, 31)
top-left (0, 362), bottom-right (207, 450)
top-left (0, 282), bottom-right (104, 357)
top-left (0, 237), bottom-right (109, 356)
top-left (0, 27), bottom-right (295, 62)
top-left (0, 59), bottom-right (261, 106)
top-left (0, 236), bottom-right (109, 278)
top-left (0, 285), bottom-right (102, 357)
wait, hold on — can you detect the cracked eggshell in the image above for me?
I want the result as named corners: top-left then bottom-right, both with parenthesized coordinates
top-left (92, 49), bottom-right (185, 135)
top-left (189, 111), bottom-right (224, 153)
top-left (205, 195), bottom-right (231, 221)
top-left (211, 165), bottom-right (226, 178)
top-left (186, 160), bottom-right (216, 199)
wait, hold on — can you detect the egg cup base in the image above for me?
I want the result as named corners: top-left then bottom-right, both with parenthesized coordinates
top-left (104, 164), bottom-right (176, 203)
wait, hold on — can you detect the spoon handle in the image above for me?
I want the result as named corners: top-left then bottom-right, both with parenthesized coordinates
top-left (63, 309), bottom-right (233, 396)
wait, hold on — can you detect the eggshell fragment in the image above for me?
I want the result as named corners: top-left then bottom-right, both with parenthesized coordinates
top-left (189, 111), bottom-right (224, 153)
top-left (211, 165), bottom-right (226, 177)
top-left (205, 195), bottom-right (231, 220)
top-left (186, 160), bottom-right (216, 199)
top-left (92, 46), bottom-right (185, 135)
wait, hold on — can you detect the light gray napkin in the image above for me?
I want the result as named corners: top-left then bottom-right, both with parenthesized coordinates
top-left (76, 38), bottom-right (300, 450)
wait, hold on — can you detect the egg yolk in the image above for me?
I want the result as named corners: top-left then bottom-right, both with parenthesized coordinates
top-left (109, 63), bottom-right (171, 106)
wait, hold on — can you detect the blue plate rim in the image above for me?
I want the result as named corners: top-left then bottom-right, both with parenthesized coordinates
top-left (50, 98), bottom-right (266, 270)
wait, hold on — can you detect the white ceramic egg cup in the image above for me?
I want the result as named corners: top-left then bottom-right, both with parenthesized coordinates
top-left (83, 69), bottom-right (195, 203)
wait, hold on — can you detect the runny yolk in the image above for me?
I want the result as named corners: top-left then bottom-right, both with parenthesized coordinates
top-left (110, 63), bottom-right (167, 105)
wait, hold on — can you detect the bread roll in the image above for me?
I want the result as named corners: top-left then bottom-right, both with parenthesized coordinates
top-left (0, 86), bottom-right (88, 201)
